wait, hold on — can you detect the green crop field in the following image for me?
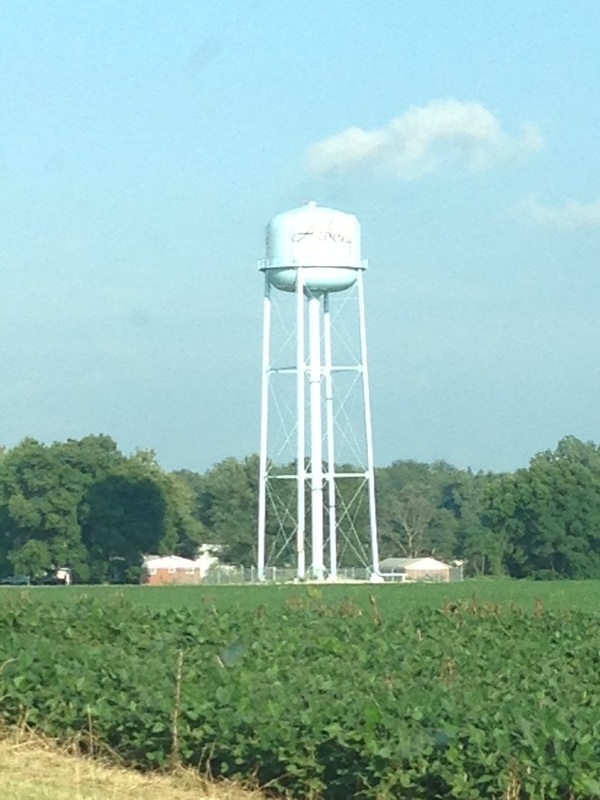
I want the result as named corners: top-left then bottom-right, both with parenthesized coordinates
top-left (2, 577), bottom-right (600, 615)
top-left (3, 579), bottom-right (600, 797)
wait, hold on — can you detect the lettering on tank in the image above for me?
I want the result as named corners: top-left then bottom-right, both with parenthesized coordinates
top-left (291, 226), bottom-right (353, 247)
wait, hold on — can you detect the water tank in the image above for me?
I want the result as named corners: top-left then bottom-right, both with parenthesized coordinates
top-left (259, 201), bottom-right (365, 294)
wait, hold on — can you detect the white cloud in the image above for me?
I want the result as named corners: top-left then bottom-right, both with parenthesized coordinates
top-left (522, 197), bottom-right (600, 231)
top-left (307, 99), bottom-right (543, 178)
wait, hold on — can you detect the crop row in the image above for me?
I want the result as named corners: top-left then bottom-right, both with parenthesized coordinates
top-left (1, 592), bottom-right (600, 798)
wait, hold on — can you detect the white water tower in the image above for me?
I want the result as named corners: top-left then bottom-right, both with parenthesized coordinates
top-left (257, 201), bottom-right (379, 580)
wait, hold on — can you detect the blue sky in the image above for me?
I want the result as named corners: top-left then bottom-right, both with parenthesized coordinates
top-left (1, 0), bottom-right (600, 474)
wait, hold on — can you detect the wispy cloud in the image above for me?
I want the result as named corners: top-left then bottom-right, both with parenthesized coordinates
top-left (307, 99), bottom-right (543, 178)
top-left (522, 197), bottom-right (600, 230)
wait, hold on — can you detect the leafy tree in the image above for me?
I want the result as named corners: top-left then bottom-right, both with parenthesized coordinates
top-left (0, 436), bottom-right (205, 584)
top-left (377, 482), bottom-right (437, 557)
top-left (0, 437), bottom-right (116, 581)
top-left (80, 474), bottom-right (167, 583)
top-left (188, 456), bottom-right (260, 566)
top-left (80, 450), bottom-right (205, 583)
top-left (484, 437), bottom-right (600, 579)
top-left (9, 539), bottom-right (52, 580)
top-left (427, 507), bottom-right (459, 562)
top-left (439, 471), bottom-right (500, 575)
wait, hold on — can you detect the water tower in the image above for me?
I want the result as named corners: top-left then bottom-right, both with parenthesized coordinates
top-left (257, 201), bottom-right (379, 580)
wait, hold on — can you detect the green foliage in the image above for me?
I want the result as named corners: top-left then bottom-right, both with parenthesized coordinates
top-left (377, 481), bottom-right (439, 557)
top-left (6, 577), bottom-right (600, 615)
top-left (9, 538), bottom-right (52, 579)
top-left (0, 436), bottom-right (203, 584)
top-left (177, 454), bottom-right (495, 571)
top-left (484, 437), bottom-right (600, 579)
top-left (177, 456), bottom-right (260, 566)
top-left (1, 593), bottom-right (600, 797)
top-left (375, 460), bottom-right (494, 568)
top-left (3, 432), bottom-right (600, 584)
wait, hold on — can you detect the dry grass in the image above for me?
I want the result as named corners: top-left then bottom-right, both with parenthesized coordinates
top-left (0, 728), bottom-right (530, 799)
top-left (0, 731), bottom-right (263, 800)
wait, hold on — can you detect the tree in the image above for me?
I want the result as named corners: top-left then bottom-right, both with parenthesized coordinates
top-left (378, 482), bottom-right (437, 557)
top-left (441, 471), bottom-right (501, 575)
top-left (9, 539), bottom-right (52, 580)
top-left (427, 508), bottom-right (459, 562)
top-left (187, 456), bottom-right (260, 566)
top-left (0, 437), bottom-right (115, 582)
top-left (483, 437), bottom-right (600, 579)
top-left (0, 435), bottom-right (205, 584)
top-left (80, 454), bottom-right (205, 583)
top-left (80, 473), bottom-right (168, 583)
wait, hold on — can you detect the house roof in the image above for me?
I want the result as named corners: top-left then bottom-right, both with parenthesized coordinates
top-left (379, 556), bottom-right (450, 571)
top-left (143, 555), bottom-right (201, 570)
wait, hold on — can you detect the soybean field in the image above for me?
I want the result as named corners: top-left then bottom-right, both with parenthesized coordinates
top-left (2, 577), bottom-right (600, 614)
top-left (2, 580), bottom-right (600, 797)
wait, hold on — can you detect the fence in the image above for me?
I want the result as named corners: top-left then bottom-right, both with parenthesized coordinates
top-left (202, 567), bottom-right (368, 585)
top-left (201, 565), bottom-right (464, 585)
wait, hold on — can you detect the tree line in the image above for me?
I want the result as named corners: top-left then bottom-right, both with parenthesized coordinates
top-left (0, 436), bottom-right (203, 583)
top-left (0, 434), bottom-right (599, 582)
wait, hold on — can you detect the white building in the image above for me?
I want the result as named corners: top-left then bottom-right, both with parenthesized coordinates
top-left (378, 556), bottom-right (451, 583)
top-left (141, 545), bottom-right (224, 586)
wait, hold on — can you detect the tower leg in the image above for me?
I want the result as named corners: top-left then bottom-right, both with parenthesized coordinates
top-left (257, 275), bottom-right (271, 580)
top-left (357, 271), bottom-right (380, 574)
top-left (323, 293), bottom-right (337, 580)
top-left (296, 270), bottom-right (306, 579)
top-left (308, 292), bottom-right (324, 580)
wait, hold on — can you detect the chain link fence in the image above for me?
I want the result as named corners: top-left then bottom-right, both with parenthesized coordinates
top-left (201, 564), bottom-right (464, 585)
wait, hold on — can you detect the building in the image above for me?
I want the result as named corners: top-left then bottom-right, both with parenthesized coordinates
top-left (55, 568), bottom-right (71, 585)
top-left (141, 555), bottom-right (203, 586)
top-left (378, 556), bottom-right (451, 583)
top-left (141, 545), bottom-right (224, 586)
